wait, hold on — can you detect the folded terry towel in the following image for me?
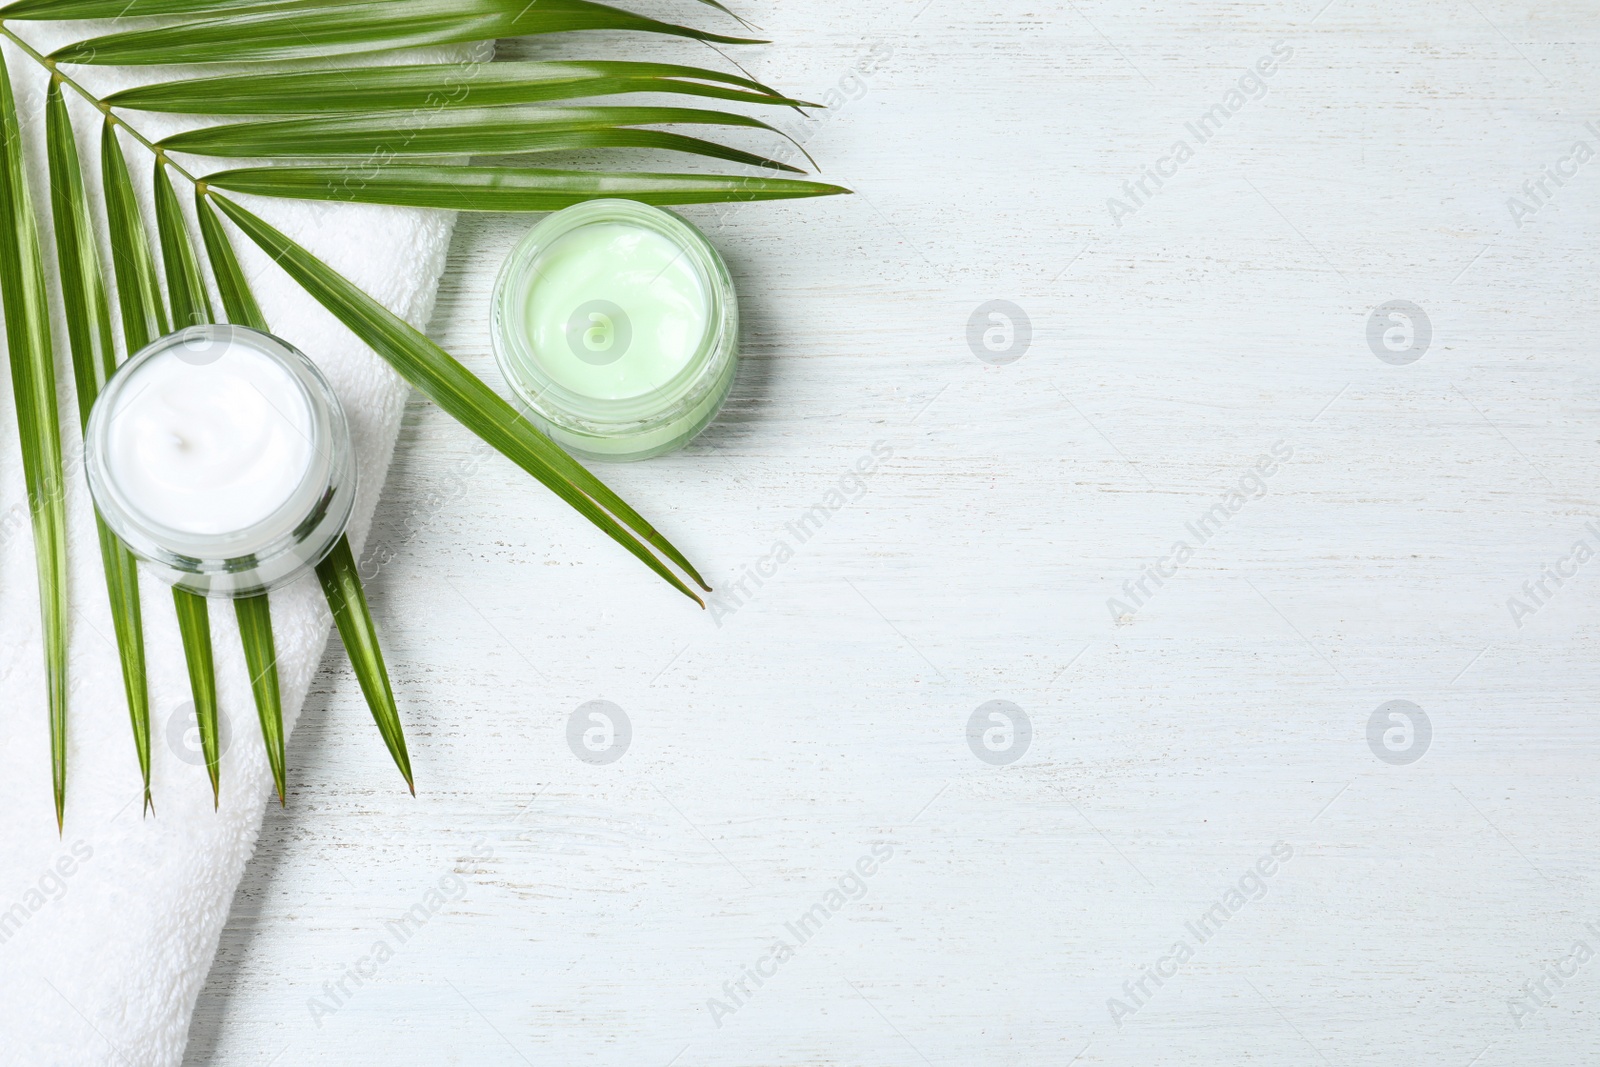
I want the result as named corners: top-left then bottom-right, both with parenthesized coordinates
top-left (0, 35), bottom-right (478, 1067)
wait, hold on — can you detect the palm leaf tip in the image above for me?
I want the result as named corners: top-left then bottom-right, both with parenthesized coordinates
top-left (318, 536), bottom-right (414, 794)
top-left (236, 594), bottom-right (287, 805)
top-left (105, 61), bottom-right (820, 114)
top-left (173, 589), bottom-right (222, 807)
top-left (158, 106), bottom-right (816, 174)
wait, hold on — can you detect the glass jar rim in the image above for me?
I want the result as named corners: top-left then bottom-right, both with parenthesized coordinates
top-left (84, 325), bottom-right (353, 576)
top-left (491, 199), bottom-right (737, 435)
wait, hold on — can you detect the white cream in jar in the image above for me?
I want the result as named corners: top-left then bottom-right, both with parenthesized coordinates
top-left (103, 337), bottom-right (315, 537)
top-left (86, 326), bottom-right (355, 597)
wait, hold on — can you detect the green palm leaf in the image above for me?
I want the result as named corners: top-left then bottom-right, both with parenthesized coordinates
top-left (101, 119), bottom-right (169, 349)
top-left (158, 156), bottom-right (280, 808)
top-left (2, 0), bottom-right (279, 16)
top-left (0, 53), bottom-right (69, 829)
top-left (185, 124), bottom-right (801, 174)
top-left (173, 589), bottom-right (221, 805)
top-left (7, 0), bottom-right (751, 20)
top-left (43, 82), bottom-right (113, 417)
top-left (476, 128), bottom-right (805, 172)
top-left (107, 60), bottom-right (813, 115)
top-left (195, 190), bottom-right (266, 330)
top-left (198, 191), bottom-right (413, 793)
top-left (205, 165), bottom-right (845, 211)
top-left (209, 191), bottom-right (710, 602)
top-left (52, 0), bottom-right (761, 66)
top-left (161, 104), bottom-right (801, 162)
top-left (153, 159), bottom-right (213, 327)
top-left (45, 79), bottom-right (154, 813)
top-left (235, 595), bottom-right (286, 804)
top-left (317, 538), bottom-right (413, 792)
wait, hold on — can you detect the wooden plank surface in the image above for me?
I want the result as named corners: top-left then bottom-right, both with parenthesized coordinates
top-left (185, 2), bottom-right (1600, 1063)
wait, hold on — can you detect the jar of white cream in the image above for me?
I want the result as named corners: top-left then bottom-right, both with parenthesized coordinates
top-left (85, 325), bottom-right (355, 597)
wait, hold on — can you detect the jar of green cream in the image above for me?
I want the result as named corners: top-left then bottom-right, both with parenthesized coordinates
top-left (491, 199), bottom-right (739, 462)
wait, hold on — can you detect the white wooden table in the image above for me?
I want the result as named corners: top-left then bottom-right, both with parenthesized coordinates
top-left (184, 2), bottom-right (1600, 1063)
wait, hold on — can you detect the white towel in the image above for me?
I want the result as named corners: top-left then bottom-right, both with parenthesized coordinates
top-left (0, 33), bottom-right (478, 1066)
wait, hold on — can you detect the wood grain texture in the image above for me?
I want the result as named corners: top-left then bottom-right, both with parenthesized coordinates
top-left (185, 2), bottom-right (1600, 1063)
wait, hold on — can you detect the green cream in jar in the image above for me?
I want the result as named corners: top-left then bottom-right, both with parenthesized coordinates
top-left (491, 199), bottom-right (738, 462)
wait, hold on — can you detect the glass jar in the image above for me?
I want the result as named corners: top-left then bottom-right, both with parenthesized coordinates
top-left (491, 198), bottom-right (739, 462)
top-left (84, 324), bottom-right (355, 597)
